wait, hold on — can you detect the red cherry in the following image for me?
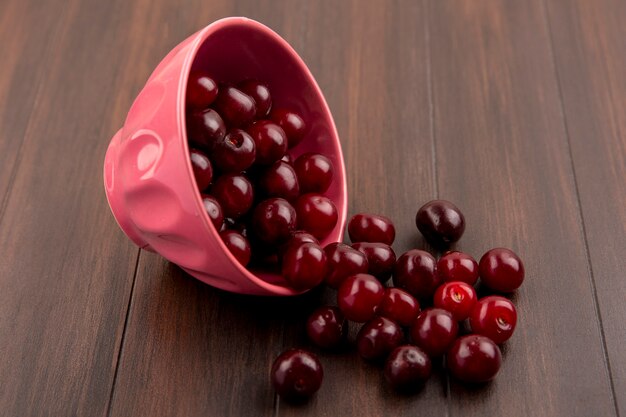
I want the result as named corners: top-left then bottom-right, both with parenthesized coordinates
top-left (237, 79), bottom-right (272, 118)
top-left (410, 308), bottom-right (458, 358)
top-left (479, 248), bottom-right (525, 292)
top-left (247, 121), bottom-right (288, 165)
top-left (187, 108), bottom-right (226, 149)
top-left (323, 243), bottom-right (369, 289)
top-left (219, 230), bottom-right (251, 267)
top-left (356, 317), bottom-right (404, 361)
top-left (200, 194), bottom-right (223, 230)
top-left (251, 198), bottom-right (297, 245)
top-left (437, 251), bottom-right (479, 285)
top-left (337, 274), bottom-right (385, 322)
top-left (279, 230), bottom-right (319, 256)
top-left (469, 296), bottom-right (517, 344)
top-left (384, 345), bottom-right (432, 391)
top-left (415, 199), bottom-right (466, 247)
top-left (189, 148), bottom-right (213, 190)
top-left (211, 129), bottom-right (256, 173)
top-left (433, 281), bottom-right (477, 321)
top-left (271, 349), bottom-right (323, 401)
top-left (348, 213), bottom-right (396, 245)
top-left (186, 71), bottom-right (218, 109)
top-left (257, 160), bottom-right (300, 201)
top-left (211, 174), bottom-right (254, 219)
top-left (282, 242), bottom-right (327, 290)
top-left (393, 249), bottom-right (441, 300)
top-left (447, 335), bottom-right (502, 383)
top-left (271, 108), bottom-right (307, 148)
top-left (295, 194), bottom-right (338, 239)
top-left (294, 153), bottom-right (334, 194)
top-left (306, 306), bottom-right (348, 349)
top-left (213, 86), bottom-right (256, 127)
top-left (351, 242), bottom-right (396, 283)
top-left (378, 288), bottom-right (420, 327)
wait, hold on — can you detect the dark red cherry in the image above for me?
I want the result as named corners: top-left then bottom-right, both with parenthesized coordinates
top-left (257, 160), bottom-right (300, 201)
top-left (187, 108), bottom-right (226, 149)
top-left (211, 174), bottom-right (254, 219)
top-left (437, 251), bottom-right (479, 285)
top-left (211, 129), bottom-right (256, 173)
top-left (384, 345), bottom-right (432, 391)
top-left (247, 121), bottom-right (288, 165)
top-left (433, 281), bottom-right (477, 321)
top-left (189, 148), bottom-right (213, 190)
top-left (251, 198), bottom-right (297, 245)
top-left (323, 243), bottom-right (369, 289)
top-left (378, 288), bottom-right (420, 327)
top-left (393, 249), bottom-right (441, 300)
top-left (271, 108), bottom-right (307, 148)
top-left (356, 317), bottom-right (404, 361)
top-left (271, 349), bottom-right (323, 401)
top-left (415, 199), bottom-right (465, 246)
top-left (213, 86), bottom-right (256, 127)
top-left (219, 230), bottom-right (251, 267)
top-left (186, 71), bottom-right (218, 109)
top-left (306, 306), bottom-right (348, 349)
top-left (279, 231), bottom-right (319, 256)
top-left (337, 273), bottom-right (385, 322)
top-left (351, 242), bottom-right (396, 284)
top-left (469, 296), bottom-right (517, 344)
top-left (479, 248), bottom-right (525, 292)
top-left (200, 194), bottom-right (223, 230)
top-left (295, 194), bottom-right (338, 240)
top-left (410, 308), bottom-right (458, 358)
top-left (447, 335), bottom-right (502, 383)
top-left (294, 153), bottom-right (334, 194)
top-left (348, 213), bottom-right (395, 245)
top-left (282, 242), bottom-right (327, 290)
top-left (237, 79), bottom-right (272, 118)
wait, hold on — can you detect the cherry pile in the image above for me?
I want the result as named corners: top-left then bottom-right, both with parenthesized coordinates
top-left (271, 201), bottom-right (525, 401)
top-left (185, 71), bottom-right (337, 282)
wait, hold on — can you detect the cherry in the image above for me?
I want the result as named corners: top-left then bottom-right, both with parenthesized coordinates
top-left (410, 308), bottom-right (458, 358)
top-left (282, 242), bottom-right (327, 290)
top-left (295, 194), bottom-right (338, 239)
top-left (211, 129), bottom-right (256, 173)
top-left (294, 153), bottom-right (334, 194)
top-left (437, 251), bottom-right (479, 285)
top-left (212, 86), bottom-right (256, 127)
top-left (337, 273), bottom-right (385, 322)
top-left (247, 121), bottom-right (288, 165)
top-left (348, 213), bottom-right (395, 245)
top-left (433, 281), bottom-right (477, 321)
top-left (211, 174), bottom-right (254, 219)
top-left (257, 160), bottom-right (300, 201)
top-left (251, 198), bottom-right (297, 244)
top-left (271, 349), bottom-right (323, 401)
top-left (351, 242), bottom-right (396, 283)
top-left (323, 243), bottom-right (369, 289)
top-left (393, 249), bottom-right (441, 299)
top-left (415, 200), bottom-right (465, 246)
top-left (200, 194), bottom-right (223, 230)
top-left (470, 296), bottom-right (517, 344)
top-left (306, 306), bottom-right (348, 349)
top-left (219, 230), bottom-right (251, 267)
top-left (187, 108), bottom-right (226, 149)
top-left (279, 231), bottom-right (319, 256)
top-left (237, 79), bottom-right (272, 118)
top-left (447, 335), bottom-right (502, 383)
top-left (271, 108), bottom-right (307, 148)
top-left (356, 317), bottom-right (404, 361)
top-left (384, 345), bottom-right (432, 391)
top-left (186, 71), bottom-right (218, 109)
top-left (189, 148), bottom-right (213, 190)
top-left (479, 248), bottom-right (525, 292)
top-left (378, 288), bottom-right (420, 327)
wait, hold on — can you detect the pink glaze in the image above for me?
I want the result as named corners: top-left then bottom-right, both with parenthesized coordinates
top-left (103, 17), bottom-right (347, 295)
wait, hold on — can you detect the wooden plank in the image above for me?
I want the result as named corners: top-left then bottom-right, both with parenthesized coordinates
top-left (428, 1), bottom-right (616, 416)
top-left (545, 0), bottom-right (626, 413)
top-left (0, 0), bottom-right (158, 415)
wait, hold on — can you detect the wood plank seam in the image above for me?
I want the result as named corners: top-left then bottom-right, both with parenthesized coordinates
top-left (540, 1), bottom-right (620, 415)
top-left (424, 0), bottom-right (439, 200)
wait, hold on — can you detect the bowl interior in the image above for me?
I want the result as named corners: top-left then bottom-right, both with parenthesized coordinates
top-left (186, 19), bottom-right (347, 288)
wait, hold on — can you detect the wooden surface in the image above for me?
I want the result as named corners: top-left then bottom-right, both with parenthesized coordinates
top-left (1, 0), bottom-right (625, 416)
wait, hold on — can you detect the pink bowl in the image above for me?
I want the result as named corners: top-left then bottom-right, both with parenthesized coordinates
top-left (103, 17), bottom-right (347, 296)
